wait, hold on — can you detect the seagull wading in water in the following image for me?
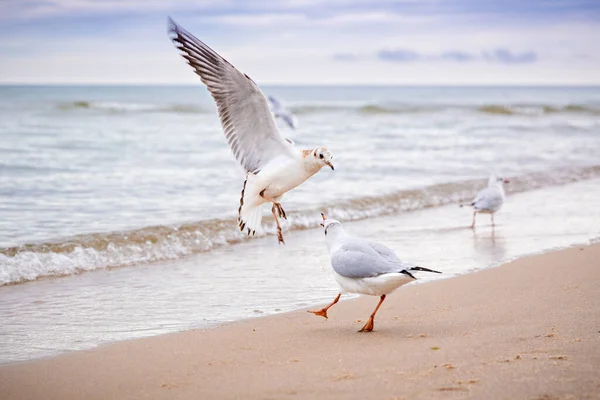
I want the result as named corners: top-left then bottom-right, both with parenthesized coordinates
top-left (168, 19), bottom-right (334, 244)
top-left (461, 175), bottom-right (509, 228)
top-left (309, 214), bottom-right (441, 332)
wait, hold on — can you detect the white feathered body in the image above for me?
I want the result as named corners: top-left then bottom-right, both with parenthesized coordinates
top-left (333, 273), bottom-right (414, 296)
top-left (325, 226), bottom-right (415, 296)
top-left (258, 154), bottom-right (322, 200)
top-left (239, 154), bottom-right (324, 232)
top-left (471, 183), bottom-right (505, 214)
top-left (237, 154), bottom-right (326, 235)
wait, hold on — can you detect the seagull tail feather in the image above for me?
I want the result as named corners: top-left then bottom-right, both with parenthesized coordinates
top-left (238, 173), bottom-right (264, 236)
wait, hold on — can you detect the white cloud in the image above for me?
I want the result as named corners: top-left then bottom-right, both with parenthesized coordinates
top-left (192, 10), bottom-right (436, 28)
top-left (1, 0), bottom-right (219, 20)
top-left (1, 2), bottom-right (599, 84)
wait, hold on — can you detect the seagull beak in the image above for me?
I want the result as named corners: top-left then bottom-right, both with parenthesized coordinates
top-left (320, 212), bottom-right (327, 226)
top-left (325, 161), bottom-right (334, 171)
top-left (504, 179), bottom-right (510, 184)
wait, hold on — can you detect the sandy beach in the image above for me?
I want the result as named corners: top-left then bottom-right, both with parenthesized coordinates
top-left (1, 243), bottom-right (599, 400)
top-left (3, 3), bottom-right (600, 399)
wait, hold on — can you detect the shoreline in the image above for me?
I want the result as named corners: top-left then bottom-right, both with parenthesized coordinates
top-left (1, 243), bottom-right (599, 399)
top-left (4, 165), bottom-right (600, 287)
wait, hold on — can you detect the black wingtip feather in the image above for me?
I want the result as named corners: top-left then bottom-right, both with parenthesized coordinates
top-left (167, 16), bottom-right (178, 36)
top-left (400, 269), bottom-right (417, 280)
top-left (410, 266), bottom-right (442, 274)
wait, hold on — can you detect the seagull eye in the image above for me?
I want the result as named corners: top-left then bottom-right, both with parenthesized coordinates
top-left (319, 154), bottom-right (324, 159)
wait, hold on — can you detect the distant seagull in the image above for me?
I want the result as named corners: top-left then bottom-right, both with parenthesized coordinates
top-left (461, 175), bottom-right (509, 228)
top-left (268, 95), bottom-right (298, 130)
top-left (168, 18), bottom-right (334, 244)
top-left (309, 213), bottom-right (441, 332)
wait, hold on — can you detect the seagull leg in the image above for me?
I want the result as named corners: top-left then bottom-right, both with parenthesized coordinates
top-left (260, 191), bottom-right (287, 243)
top-left (308, 293), bottom-right (341, 319)
top-left (359, 294), bottom-right (386, 332)
top-left (491, 213), bottom-right (495, 227)
top-left (271, 204), bottom-right (285, 244)
top-left (470, 211), bottom-right (476, 229)
top-left (275, 203), bottom-right (287, 220)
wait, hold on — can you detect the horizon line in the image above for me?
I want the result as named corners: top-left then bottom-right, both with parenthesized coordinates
top-left (1, 82), bottom-right (600, 88)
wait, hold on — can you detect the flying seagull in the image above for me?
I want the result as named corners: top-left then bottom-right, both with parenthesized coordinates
top-left (461, 175), bottom-right (509, 228)
top-left (268, 95), bottom-right (298, 130)
top-left (309, 213), bottom-right (441, 332)
top-left (167, 18), bottom-right (334, 244)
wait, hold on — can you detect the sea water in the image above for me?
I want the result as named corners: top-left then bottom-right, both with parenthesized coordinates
top-left (1, 85), bottom-right (599, 363)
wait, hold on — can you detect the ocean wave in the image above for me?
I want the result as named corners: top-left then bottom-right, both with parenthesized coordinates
top-left (290, 104), bottom-right (435, 115)
top-left (56, 100), bottom-right (600, 117)
top-left (359, 105), bottom-right (434, 114)
top-left (290, 105), bottom-right (350, 115)
top-left (57, 101), bottom-right (207, 114)
top-left (2, 164), bottom-right (600, 286)
top-left (291, 103), bottom-right (600, 116)
top-left (476, 104), bottom-right (600, 116)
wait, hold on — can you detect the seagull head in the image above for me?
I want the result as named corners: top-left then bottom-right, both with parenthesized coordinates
top-left (489, 175), bottom-right (509, 187)
top-left (320, 213), bottom-right (342, 235)
top-left (313, 146), bottom-right (334, 170)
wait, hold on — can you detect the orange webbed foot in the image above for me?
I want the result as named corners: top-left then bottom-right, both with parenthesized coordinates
top-left (358, 317), bottom-right (375, 332)
top-left (308, 309), bottom-right (329, 319)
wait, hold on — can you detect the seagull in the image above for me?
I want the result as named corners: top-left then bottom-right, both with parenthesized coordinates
top-left (308, 213), bottom-right (441, 332)
top-left (268, 95), bottom-right (298, 130)
top-left (168, 18), bottom-right (334, 244)
top-left (461, 175), bottom-right (509, 228)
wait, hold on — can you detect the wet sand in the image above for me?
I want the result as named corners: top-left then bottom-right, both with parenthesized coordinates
top-left (1, 243), bottom-right (599, 399)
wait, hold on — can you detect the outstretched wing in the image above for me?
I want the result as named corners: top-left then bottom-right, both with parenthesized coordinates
top-left (168, 18), bottom-right (296, 173)
top-left (279, 112), bottom-right (298, 130)
top-left (268, 95), bottom-right (298, 130)
top-left (267, 95), bottom-right (283, 112)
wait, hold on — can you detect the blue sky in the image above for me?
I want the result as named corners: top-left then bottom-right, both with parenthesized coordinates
top-left (1, 0), bottom-right (599, 84)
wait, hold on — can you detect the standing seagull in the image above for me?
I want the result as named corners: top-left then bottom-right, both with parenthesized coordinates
top-left (168, 18), bottom-right (334, 244)
top-left (462, 175), bottom-right (509, 228)
top-left (268, 95), bottom-right (298, 130)
top-left (309, 213), bottom-right (441, 332)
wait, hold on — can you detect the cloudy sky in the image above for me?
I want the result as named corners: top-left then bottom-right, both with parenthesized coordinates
top-left (1, 0), bottom-right (599, 85)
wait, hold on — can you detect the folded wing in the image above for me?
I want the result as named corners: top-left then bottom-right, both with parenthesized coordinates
top-left (364, 240), bottom-right (401, 263)
top-left (331, 239), bottom-right (413, 278)
top-left (472, 187), bottom-right (503, 211)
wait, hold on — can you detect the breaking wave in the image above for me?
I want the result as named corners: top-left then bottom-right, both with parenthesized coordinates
top-left (57, 100), bottom-right (600, 117)
top-left (292, 103), bottom-right (600, 116)
top-left (2, 165), bottom-right (600, 286)
top-left (58, 101), bottom-right (207, 114)
top-left (290, 104), bottom-right (435, 115)
top-left (476, 104), bottom-right (600, 116)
